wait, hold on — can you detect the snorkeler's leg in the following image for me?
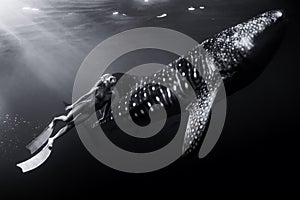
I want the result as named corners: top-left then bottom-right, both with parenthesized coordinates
top-left (26, 106), bottom-right (84, 154)
top-left (48, 113), bottom-right (92, 147)
top-left (48, 102), bottom-right (87, 129)
top-left (50, 109), bottom-right (76, 127)
top-left (26, 110), bottom-right (79, 154)
top-left (48, 122), bottom-right (75, 148)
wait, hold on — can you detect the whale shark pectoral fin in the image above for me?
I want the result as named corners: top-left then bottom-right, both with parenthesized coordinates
top-left (183, 84), bottom-right (226, 157)
top-left (182, 99), bottom-right (212, 155)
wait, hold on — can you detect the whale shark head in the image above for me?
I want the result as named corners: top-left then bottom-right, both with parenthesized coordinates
top-left (203, 10), bottom-right (286, 95)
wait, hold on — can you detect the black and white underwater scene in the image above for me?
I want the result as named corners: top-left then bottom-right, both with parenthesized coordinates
top-left (0, 0), bottom-right (299, 198)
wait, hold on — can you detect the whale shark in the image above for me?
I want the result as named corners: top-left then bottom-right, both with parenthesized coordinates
top-left (96, 9), bottom-right (286, 154)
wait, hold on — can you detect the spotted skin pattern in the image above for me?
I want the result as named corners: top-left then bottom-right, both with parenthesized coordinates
top-left (96, 10), bottom-right (284, 155)
top-left (203, 10), bottom-right (283, 80)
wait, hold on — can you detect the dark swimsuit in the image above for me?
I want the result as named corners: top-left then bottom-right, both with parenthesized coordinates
top-left (71, 83), bottom-right (112, 117)
top-left (94, 83), bottom-right (113, 112)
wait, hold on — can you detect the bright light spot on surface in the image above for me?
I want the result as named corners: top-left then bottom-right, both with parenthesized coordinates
top-left (275, 10), bottom-right (283, 17)
top-left (22, 7), bottom-right (40, 12)
top-left (157, 13), bottom-right (167, 18)
top-left (199, 6), bottom-right (205, 10)
top-left (122, 13), bottom-right (127, 16)
top-left (112, 11), bottom-right (119, 15)
top-left (0, 0), bottom-right (43, 30)
top-left (188, 7), bottom-right (196, 11)
top-left (135, 0), bottom-right (169, 6)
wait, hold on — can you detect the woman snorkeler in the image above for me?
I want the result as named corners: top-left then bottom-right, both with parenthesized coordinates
top-left (27, 74), bottom-right (117, 153)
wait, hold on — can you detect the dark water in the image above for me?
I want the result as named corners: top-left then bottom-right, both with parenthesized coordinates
top-left (0, 0), bottom-right (299, 197)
